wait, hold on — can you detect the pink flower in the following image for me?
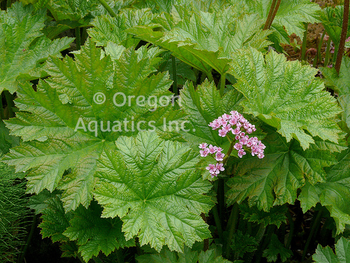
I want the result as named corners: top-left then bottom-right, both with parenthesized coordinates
top-left (199, 143), bottom-right (208, 149)
top-left (206, 164), bottom-right (216, 170)
top-left (200, 148), bottom-right (209, 157)
top-left (234, 143), bottom-right (242, 150)
top-left (232, 127), bottom-right (241, 135)
top-left (209, 120), bottom-right (221, 130)
top-left (208, 145), bottom-right (218, 154)
top-left (215, 152), bottom-right (225, 161)
top-left (239, 135), bottom-right (249, 145)
top-left (202, 111), bottom-right (266, 177)
top-left (222, 113), bottom-right (231, 120)
top-left (219, 129), bottom-right (228, 137)
top-left (238, 149), bottom-right (246, 158)
top-left (216, 163), bottom-right (225, 172)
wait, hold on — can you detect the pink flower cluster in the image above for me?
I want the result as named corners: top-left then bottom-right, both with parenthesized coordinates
top-left (199, 111), bottom-right (266, 178)
top-left (208, 111), bottom-right (265, 159)
top-left (199, 143), bottom-right (225, 177)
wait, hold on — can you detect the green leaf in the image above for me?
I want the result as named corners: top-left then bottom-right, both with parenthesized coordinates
top-left (47, 0), bottom-right (99, 22)
top-left (263, 234), bottom-right (292, 262)
top-left (63, 201), bottom-right (135, 262)
top-left (179, 80), bottom-right (243, 148)
top-left (229, 48), bottom-right (342, 150)
top-left (226, 127), bottom-right (340, 211)
top-left (319, 5), bottom-right (350, 47)
top-left (40, 194), bottom-right (133, 262)
top-left (2, 40), bottom-right (179, 212)
top-left (0, 120), bottom-right (19, 155)
top-left (231, 230), bottom-right (258, 259)
top-left (313, 237), bottom-right (350, 263)
top-left (0, 2), bottom-right (73, 94)
top-left (128, 6), bottom-right (271, 76)
top-left (94, 131), bottom-right (214, 252)
top-left (88, 8), bottom-right (155, 47)
top-left (240, 0), bottom-right (320, 40)
top-left (299, 149), bottom-right (350, 234)
top-left (40, 194), bottom-right (73, 243)
top-left (240, 203), bottom-right (287, 227)
top-left (321, 57), bottom-right (350, 130)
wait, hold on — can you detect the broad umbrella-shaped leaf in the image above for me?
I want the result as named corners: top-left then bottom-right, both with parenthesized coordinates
top-left (94, 131), bottom-right (214, 252)
top-left (0, 2), bottom-right (73, 93)
top-left (2, 39), bottom-right (182, 212)
top-left (226, 126), bottom-right (341, 211)
top-left (128, 6), bottom-right (271, 76)
top-left (229, 48), bottom-right (342, 150)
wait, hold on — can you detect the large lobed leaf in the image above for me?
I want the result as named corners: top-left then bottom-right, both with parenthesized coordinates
top-left (229, 48), bottom-right (343, 150)
top-left (2, 39), bottom-right (180, 212)
top-left (0, 2), bottom-right (73, 94)
top-left (94, 131), bottom-right (214, 252)
top-left (128, 5), bottom-right (271, 76)
top-left (226, 126), bottom-right (341, 211)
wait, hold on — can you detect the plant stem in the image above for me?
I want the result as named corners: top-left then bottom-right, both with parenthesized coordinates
top-left (264, 0), bottom-right (277, 30)
top-left (325, 38), bottom-right (332, 66)
top-left (302, 209), bottom-right (323, 260)
top-left (268, 0), bottom-right (281, 29)
top-left (206, 70), bottom-right (214, 82)
top-left (18, 215), bottom-right (37, 263)
top-left (301, 23), bottom-right (308, 61)
top-left (223, 139), bottom-right (235, 165)
top-left (224, 203), bottom-right (239, 258)
top-left (82, 27), bottom-right (87, 45)
top-left (172, 56), bottom-right (178, 95)
top-left (220, 74), bottom-right (226, 96)
top-left (335, 0), bottom-right (349, 74)
top-left (97, 0), bottom-right (117, 17)
top-left (212, 205), bottom-right (223, 241)
top-left (0, 92), bottom-right (4, 119)
top-left (318, 31), bottom-right (326, 63)
top-left (75, 27), bottom-right (81, 50)
top-left (4, 91), bottom-right (14, 118)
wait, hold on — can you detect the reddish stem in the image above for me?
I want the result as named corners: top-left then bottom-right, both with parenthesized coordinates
top-left (335, 0), bottom-right (349, 74)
